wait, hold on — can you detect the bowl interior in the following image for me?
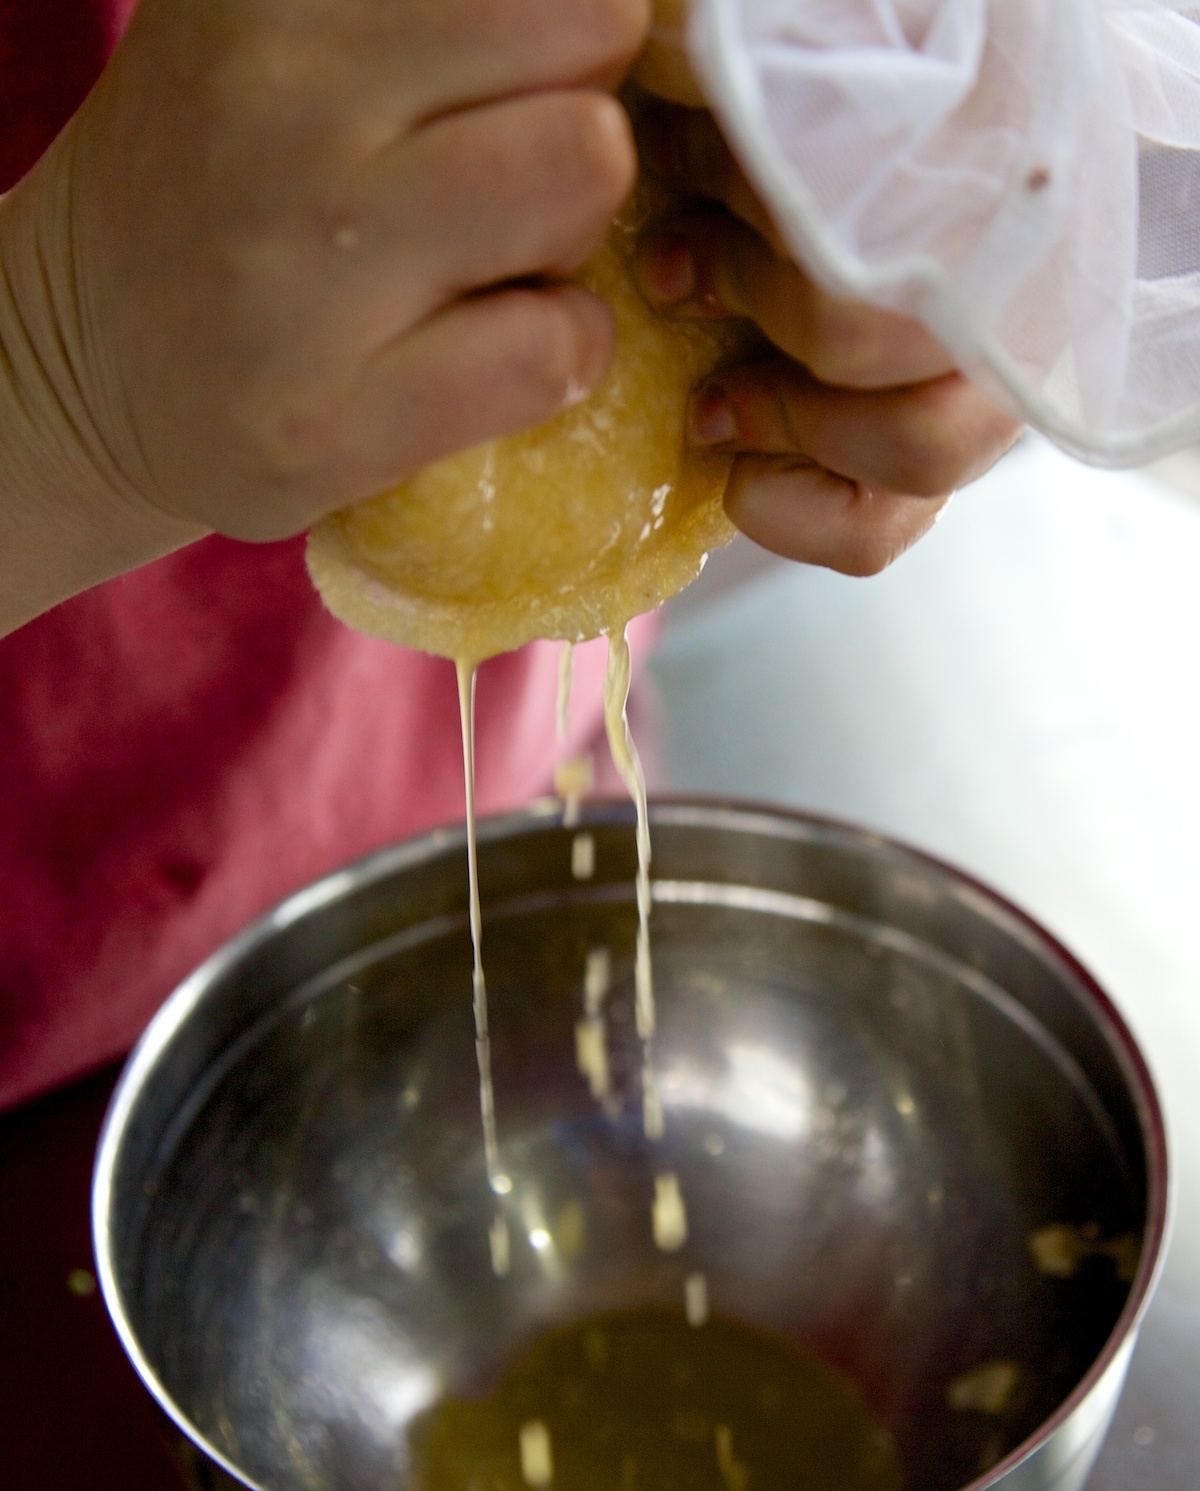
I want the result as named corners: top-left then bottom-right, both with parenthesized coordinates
top-left (99, 805), bottom-right (1158, 1491)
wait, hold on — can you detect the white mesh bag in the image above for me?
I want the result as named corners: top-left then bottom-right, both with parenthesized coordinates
top-left (662, 0), bottom-right (1200, 465)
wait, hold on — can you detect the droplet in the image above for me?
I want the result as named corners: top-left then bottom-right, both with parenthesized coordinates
top-left (685, 1271), bottom-right (708, 1326)
top-left (519, 1421), bottom-right (554, 1488)
top-left (571, 833), bottom-right (595, 880)
top-left (643, 1083), bottom-right (665, 1141)
top-left (653, 1173), bottom-right (687, 1252)
top-left (584, 947), bottom-right (612, 1016)
top-left (489, 1215), bottom-right (510, 1277)
top-left (575, 1015), bottom-right (610, 1099)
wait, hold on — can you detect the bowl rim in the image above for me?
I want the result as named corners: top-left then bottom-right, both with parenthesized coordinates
top-left (91, 795), bottom-right (1173, 1491)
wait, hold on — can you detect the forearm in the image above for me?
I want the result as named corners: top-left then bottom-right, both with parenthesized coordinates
top-left (0, 146), bottom-right (204, 641)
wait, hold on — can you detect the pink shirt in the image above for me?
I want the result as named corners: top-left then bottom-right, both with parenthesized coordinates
top-left (0, 3), bottom-right (629, 1110)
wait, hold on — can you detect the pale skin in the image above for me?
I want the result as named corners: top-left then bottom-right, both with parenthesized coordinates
top-left (0, 0), bottom-right (1020, 641)
top-left (631, 99), bottom-right (1022, 575)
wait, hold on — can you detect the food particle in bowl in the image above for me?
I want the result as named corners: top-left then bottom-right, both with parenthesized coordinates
top-left (1029, 1223), bottom-right (1088, 1278)
top-left (685, 1271), bottom-right (709, 1328)
top-left (946, 1360), bottom-right (1021, 1416)
top-left (584, 947), bottom-right (612, 1017)
top-left (1029, 1223), bottom-right (1141, 1283)
top-left (575, 1015), bottom-right (611, 1101)
top-left (652, 1173), bottom-right (687, 1252)
top-left (714, 1423), bottom-right (748, 1491)
top-left (570, 833), bottom-right (596, 882)
top-left (519, 1420), bottom-right (554, 1489)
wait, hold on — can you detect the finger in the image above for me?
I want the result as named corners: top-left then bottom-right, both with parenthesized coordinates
top-left (310, 285), bottom-right (616, 509)
top-left (638, 210), bottom-right (955, 389)
top-left (630, 0), bottom-right (708, 107)
top-left (635, 98), bottom-right (784, 247)
top-left (217, 0), bottom-right (651, 143)
top-left (724, 456), bottom-right (951, 577)
top-left (690, 359), bottom-right (1023, 498)
top-left (321, 91), bottom-right (635, 339)
top-left (398, 0), bottom-right (651, 108)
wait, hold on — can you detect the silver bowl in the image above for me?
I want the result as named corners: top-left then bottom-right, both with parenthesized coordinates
top-left (93, 801), bottom-right (1169, 1491)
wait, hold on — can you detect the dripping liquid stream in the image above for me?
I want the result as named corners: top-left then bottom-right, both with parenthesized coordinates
top-left (456, 660), bottom-right (505, 1195)
top-left (557, 641), bottom-right (576, 742)
top-left (603, 627), bottom-right (662, 1140)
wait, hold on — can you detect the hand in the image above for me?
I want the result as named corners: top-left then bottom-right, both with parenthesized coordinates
top-left (0, 0), bottom-right (649, 632)
top-left (633, 101), bottom-right (1023, 575)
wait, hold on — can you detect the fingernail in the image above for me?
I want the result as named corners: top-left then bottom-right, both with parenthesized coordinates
top-left (689, 386), bottom-right (736, 445)
top-left (636, 233), bottom-right (695, 306)
top-left (558, 286), bottom-right (615, 403)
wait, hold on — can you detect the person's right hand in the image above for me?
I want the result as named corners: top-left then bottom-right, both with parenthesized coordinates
top-left (631, 100), bottom-right (1023, 577)
top-left (0, 0), bottom-right (648, 558)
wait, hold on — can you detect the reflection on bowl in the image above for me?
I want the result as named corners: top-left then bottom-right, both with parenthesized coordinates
top-left (93, 802), bottom-right (1169, 1491)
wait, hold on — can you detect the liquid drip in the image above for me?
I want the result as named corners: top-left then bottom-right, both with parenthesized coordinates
top-left (575, 1014), bottom-right (611, 1100)
top-left (571, 833), bottom-right (596, 881)
top-left (490, 1215), bottom-right (512, 1279)
top-left (456, 661), bottom-right (505, 1208)
top-left (557, 642), bottom-right (576, 742)
top-left (577, 946), bottom-right (614, 1107)
top-left (555, 753), bottom-right (594, 830)
top-left (584, 948), bottom-right (611, 1016)
top-left (520, 1421), bottom-right (554, 1489)
top-left (714, 1424), bottom-right (748, 1491)
top-left (603, 629), bottom-right (658, 1139)
top-left (406, 1305), bottom-right (904, 1491)
top-left (652, 1173), bottom-right (687, 1252)
top-left (685, 1272), bottom-right (709, 1328)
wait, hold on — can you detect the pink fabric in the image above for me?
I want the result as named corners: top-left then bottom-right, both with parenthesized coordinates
top-left (0, 0), bottom-right (110, 192)
top-left (0, 536), bottom-right (628, 1112)
top-left (0, 4), bottom-right (653, 1110)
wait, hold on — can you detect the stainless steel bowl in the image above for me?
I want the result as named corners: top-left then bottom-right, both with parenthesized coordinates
top-left (93, 801), bottom-right (1169, 1491)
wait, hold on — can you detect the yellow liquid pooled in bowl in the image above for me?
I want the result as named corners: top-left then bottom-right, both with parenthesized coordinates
top-left (406, 1306), bottom-right (904, 1491)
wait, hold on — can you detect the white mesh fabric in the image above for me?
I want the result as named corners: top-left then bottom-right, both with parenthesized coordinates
top-left (675, 0), bottom-right (1200, 465)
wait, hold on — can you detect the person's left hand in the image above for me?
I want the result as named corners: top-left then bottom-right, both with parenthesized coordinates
top-left (633, 100), bottom-right (1023, 576)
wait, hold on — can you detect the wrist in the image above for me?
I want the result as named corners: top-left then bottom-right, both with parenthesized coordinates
top-left (0, 135), bottom-right (207, 639)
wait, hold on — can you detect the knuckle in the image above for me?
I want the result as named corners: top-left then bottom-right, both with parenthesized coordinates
top-left (499, 296), bottom-right (584, 414)
top-left (892, 394), bottom-right (975, 495)
top-left (579, 0), bottom-right (651, 72)
top-left (558, 93), bottom-right (637, 211)
top-left (804, 303), bottom-right (888, 388)
top-left (229, 18), bottom-right (330, 116)
top-left (254, 399), bottom-right (333, 484)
